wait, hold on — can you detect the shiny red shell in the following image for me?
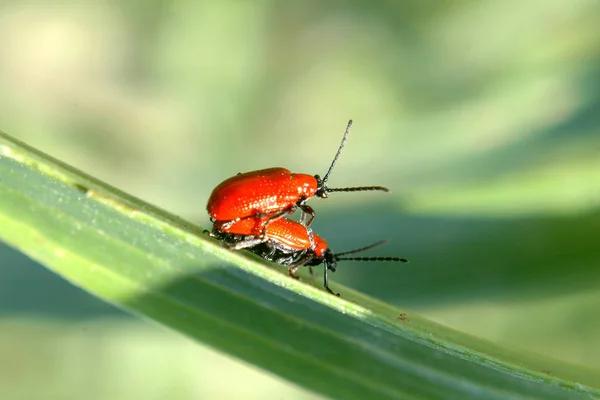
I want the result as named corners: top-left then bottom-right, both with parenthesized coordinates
top-left (206, 168), bottom-right (317, 222)
top-left (214, 217), bottom-right (328, 258)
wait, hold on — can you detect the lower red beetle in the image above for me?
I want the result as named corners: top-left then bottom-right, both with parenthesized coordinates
top-left (211, 217), bottom-right (408, 296)
top-left (207, 120), bottom-right (390, 235)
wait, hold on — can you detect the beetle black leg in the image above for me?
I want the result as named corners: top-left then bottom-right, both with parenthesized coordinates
top-left (323, 265), bottom-right (340, 296)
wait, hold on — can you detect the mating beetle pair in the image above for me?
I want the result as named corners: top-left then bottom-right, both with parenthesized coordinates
top-left (207, 120), bottom-right (407, 295)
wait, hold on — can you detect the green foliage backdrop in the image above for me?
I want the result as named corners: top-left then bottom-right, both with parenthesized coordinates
top-left (1, 1), bottom-right (599, 399)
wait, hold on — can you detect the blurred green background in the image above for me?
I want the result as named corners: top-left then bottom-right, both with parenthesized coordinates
top-left (1, 0), bottom-right (600, 398)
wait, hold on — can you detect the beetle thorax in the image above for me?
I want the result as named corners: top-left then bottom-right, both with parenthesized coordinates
top-left (292, 173), bottom-right (318, 198)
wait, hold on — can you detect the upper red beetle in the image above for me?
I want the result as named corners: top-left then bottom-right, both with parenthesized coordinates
top-left (206, 120), bottom-right (390, 231)
top-left (210, 217), bottom-right (408, 296)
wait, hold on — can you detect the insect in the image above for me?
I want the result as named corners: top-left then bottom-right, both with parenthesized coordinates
top-left (206, 120), bottom-right (390, 235)
top-left (211, 217), bottom-right (408, 295)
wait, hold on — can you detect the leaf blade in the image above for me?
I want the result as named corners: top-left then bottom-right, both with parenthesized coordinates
top-left (1, 131), bottom-right (598, 400)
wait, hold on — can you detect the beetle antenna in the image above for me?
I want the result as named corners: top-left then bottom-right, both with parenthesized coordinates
top-left (314, 120), bottom-right (390, 197)
top-left (335, 256), bottom-right (408, 263)
top-left (320, 240), bottom-right (407, 296)
top-left (333, 240), bottom-right (388, 257)
top-left (327, 185), bottom-right (389, 193)
top-left (332, 240), bottom-right (409, 263)
top-left (321, 119), bottom-right (353, 184)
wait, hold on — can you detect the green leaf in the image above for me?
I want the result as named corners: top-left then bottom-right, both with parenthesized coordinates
top-left (0, 131), bottom-right (598, 400)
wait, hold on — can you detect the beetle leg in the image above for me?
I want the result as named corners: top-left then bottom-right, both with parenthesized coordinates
top-left (256, 207), bottom-right (295, 235)
top-left (288, 267), bottom-right (301, 280)
top-left (287, 253), bottom-right (313, 280)
top-left (306, 225), bottom-right (316, 251)
top-left (323, 260), bottom-right (340, 296)
top-left (220, 217), bottom-right (242, 230)
top-left (298, 203), bottom-right (315, 226)
top-left (220, 207), bottom-right (293, 236)
top-left (305, 225), bottom-right (318, 268)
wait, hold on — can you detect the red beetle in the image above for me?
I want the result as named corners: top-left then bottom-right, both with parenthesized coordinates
top-left (211, 217), bottom-right (408, 295)
top-left (207, 120), bottom-right (389, 233)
